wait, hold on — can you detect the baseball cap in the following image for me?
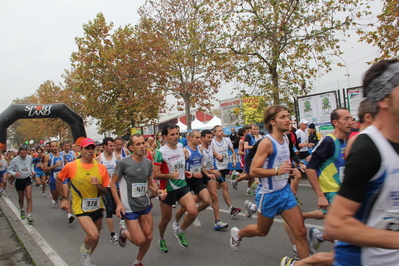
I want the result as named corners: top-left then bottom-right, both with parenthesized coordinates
top-left (80, 138), bottom-right (95, 148)
top-left (308, 123), bottom-right (315, 129)
top-left (299, 119), bottom-right (308, 124)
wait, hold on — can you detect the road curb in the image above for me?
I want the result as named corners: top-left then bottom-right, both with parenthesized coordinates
top-left (0, 197), bottom-right (55, 266)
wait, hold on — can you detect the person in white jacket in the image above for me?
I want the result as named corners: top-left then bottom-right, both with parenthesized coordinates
top-left (7, 146), bottom-right (36, 223)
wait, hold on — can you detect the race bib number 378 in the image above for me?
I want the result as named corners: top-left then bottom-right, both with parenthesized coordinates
top-left (82, 197), bottom-right (100, 212)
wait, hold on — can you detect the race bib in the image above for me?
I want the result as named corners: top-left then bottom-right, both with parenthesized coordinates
top-left (376, 213), bottom-right (399, 231)
top-left (20, 167), bottom-right (29, 174)
top-left (204, 159), bottom-right (212, 170)
top-left (82, 197), bottom-right (100, 212)
top-left (339, 166), bottom-right (345, 183)
top-left (172, 159), bottom-right (185, 173)
top-left (273, 173), bottom-right (289, 181)
top-left (221, 152), bottom-right (228, 161)
top-left (190, 165), bottom-right (201, 174)
top-left (132, 183), bottom-right (147, 198)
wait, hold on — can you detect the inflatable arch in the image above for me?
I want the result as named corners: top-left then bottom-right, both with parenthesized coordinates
top-left (0, 103), bottom-right (86, 150)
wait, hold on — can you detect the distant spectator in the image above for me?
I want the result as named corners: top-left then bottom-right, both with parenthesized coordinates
top-left (229, 128), bottom-right (239, 144)
top-left (308, 123), bottom-right (323, 146)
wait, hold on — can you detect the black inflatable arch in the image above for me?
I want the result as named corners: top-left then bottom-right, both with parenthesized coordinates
top-left (0, 103), bottom-right (86, 149)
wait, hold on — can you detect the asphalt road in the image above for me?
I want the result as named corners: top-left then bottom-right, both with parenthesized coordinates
top-left (4, 180), bottom-right (333, 266)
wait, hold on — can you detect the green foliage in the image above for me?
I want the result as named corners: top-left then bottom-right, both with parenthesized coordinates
top-left (206, 0), bottom-right (372, 105)
top-left (70, 13), bottom-right (165, 135)
top-left (360, 0), bottom-right (398, 62)
top-left (138, 0), bottom-right (230, 129)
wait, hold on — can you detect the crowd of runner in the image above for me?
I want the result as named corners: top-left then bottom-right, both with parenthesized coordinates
top-left (1, 59), bottom-right (399, 266)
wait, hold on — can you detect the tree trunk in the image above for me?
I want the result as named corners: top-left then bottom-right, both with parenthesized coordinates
top-left (184, 96), bottom-right (192, 130)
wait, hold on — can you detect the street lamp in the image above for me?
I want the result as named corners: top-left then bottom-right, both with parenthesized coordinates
top-left (337, 55), bottom-right (351, 88)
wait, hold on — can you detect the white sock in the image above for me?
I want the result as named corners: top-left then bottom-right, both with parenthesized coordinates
top-left (229, 206), bottom-right (233, 211)
top-left (316, 232), bottom-right (324, 242)
top-left (250, 204), bottom-right (257, 212)
top-left (246, 187), bottom-right (250, 192)
top-left (178, 228), bottom-right (184, 234)
top-left (233, 231), bottom-right (241, 240)
top-left (293, 245), bottom-right (297, 252)
top-left (134, 260), bottom-right (141, 265)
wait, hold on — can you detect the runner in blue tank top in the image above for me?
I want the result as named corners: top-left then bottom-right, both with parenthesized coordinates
top-left (229, 106), bottom-right (309, 260)
top-left (173, 130), bottom-right (211, 230)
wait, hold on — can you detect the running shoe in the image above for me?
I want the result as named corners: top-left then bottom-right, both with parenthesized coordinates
top-left (52, 200), bottom-right (59, 209)
top-left (68, 213), bottom-right (75, 224)
top-left (214, 220), bottom-right (228, 230)
top-left (280, 256), bottom-right (296, 266)
top-left (232, 181), bottom-right (238, 190)
top-left (295, 196), bottom-right (302, 205)
top-left (172, 221), bottom-right (179, 232)
top-left (229, 227), bottom-right (241, 252)
top-left (250, 181), bottom-right (258, 190)
top-left (159, 239), bottom-right (168, 253)
top-left (27, 215), bottom-right (33, 224)
top-left (119, 219), bottom-right (126, 226)
top-left (2, 191), bottom-right (6, 197)
top-left (0, 190), bottom-right (3, 196)
top-left (245, 190), bottom-right (255, 196)
top-left (293, 250), bottom-right (299, 260)
top-left (20, 210), bottom-right (25, 219)
top-left (230, 207), bottom-right (241, 217)
top-left (110, 234), bottom-right (119, 245)
top-left (174, 228), bottom-right (188, 247)
top-left (80, 244), bottom-right (94, 266)
top-left (193, 216), bottom-right (201, 228)
top-left (118, 226), bottom-right (127, 247)
top-left (244, 200), bottom-right (256, 218)
top-left (308, 227), bottom-right (324, 254)
top-left (133, 263), bottom-right (144, 266)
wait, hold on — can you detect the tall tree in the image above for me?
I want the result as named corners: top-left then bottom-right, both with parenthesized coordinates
top-left (138, 0), bottom-right (230, 129)
top-left (360, 0), bottom-right (398, 61)
top-left (70, 13), bottom-right (165, 135)
top-left (206, 0), bottom-right (372, 105)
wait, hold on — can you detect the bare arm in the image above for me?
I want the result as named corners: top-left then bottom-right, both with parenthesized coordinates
top-left (238, 139), bottom-right (246, 156)
top-left (229, 146), bottom-right (237, 166)
top-left (152, 163), bottom-right (179, 180)
top-left (249, 138), bottom-right (291, 178)
top-left (306, 168), bottom-right (328, 209)
top-left (243, 141), bottom-right (252, 150)
top-left (325, 195), bottom-right (399, 249)
top-left (111, 174), bottom-right (123, 218)
top-left (42, 155), bottom-right (61, 172)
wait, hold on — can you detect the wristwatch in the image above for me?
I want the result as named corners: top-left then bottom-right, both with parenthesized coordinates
top-left (59, 196), bottom-right (66, 200)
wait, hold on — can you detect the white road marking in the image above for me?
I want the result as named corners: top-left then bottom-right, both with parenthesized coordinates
top-left (3, 196), bottom-right (67, 266)
top-left (215, 207), bottom-right (323, 230)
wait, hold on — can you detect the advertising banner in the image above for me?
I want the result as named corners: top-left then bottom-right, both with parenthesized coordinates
top-left (220, 97), bottom-right (243, 128)
top-left (242, 96), bottom-right (264, 124)
top-left (297, 91), bottom-right (338, 136)
top-left (346, 87), bottom-right (364, 121)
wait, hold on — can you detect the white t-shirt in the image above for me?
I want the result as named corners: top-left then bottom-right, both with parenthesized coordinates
top-left (296, 128), bottom-right (308, 152)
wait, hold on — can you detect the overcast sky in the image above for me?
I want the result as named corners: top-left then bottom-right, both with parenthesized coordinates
top-left (0, 0), bottom-right (382, 115)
